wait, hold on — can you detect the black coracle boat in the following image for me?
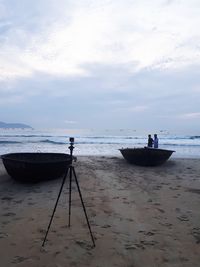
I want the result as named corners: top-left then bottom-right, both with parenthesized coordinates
top-left (1, 153), bottom-right (72, 182)
top-left (119, 147), bottom-right (175, 166)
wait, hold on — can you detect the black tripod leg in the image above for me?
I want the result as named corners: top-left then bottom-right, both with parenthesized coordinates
top-left (42, 168), bottom-right (69, 247)
top-left (72, 167), bottom-right (96, 247)
top-left (68, 166), bottom-right (72, 227)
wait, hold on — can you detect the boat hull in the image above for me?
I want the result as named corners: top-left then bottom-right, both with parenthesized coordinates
top-left (120, 147), bottom-right (174, 166)
top-left (1, 153), bottom-right (72, 182)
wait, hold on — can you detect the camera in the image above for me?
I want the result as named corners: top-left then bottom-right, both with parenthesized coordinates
top-left (69, 137), bottom-right (74, 143)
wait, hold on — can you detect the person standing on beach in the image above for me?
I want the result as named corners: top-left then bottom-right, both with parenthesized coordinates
top-left (147, 134), bottom-right (153, 147)
top-left (154, 134), bottom-right (159, 148)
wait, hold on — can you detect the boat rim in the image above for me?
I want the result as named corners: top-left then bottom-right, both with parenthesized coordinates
top-left (119, 147), bottom-right (175, 153)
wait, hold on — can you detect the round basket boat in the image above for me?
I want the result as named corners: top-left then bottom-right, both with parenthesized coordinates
top-left (119, 147), bottom-right (175, 166)
top-left (1, 153), bottom-right (72, 182)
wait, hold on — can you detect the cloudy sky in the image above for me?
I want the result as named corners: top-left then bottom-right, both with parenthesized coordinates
top-left (0, 0), bottom-right (200, 133)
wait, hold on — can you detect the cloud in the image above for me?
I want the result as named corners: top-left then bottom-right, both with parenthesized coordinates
top-left (130, 105), bottom-right (149, 112)
top-left (157, 112), bottom-right (200, 120)
top-left (112, 101), bottom-right (149, 115)
top-left (115, 105), bottom-right (149, 113)
top-left (0, 0), bottom-right (200, 132)
top-left (179, 112), bottom-right (200, 119)
top-left (0, 0), bottom-right (200, 82)
top-left (0, 95), bottom-right (24, 106)
top-left (64, 120), bottom-right (77, 124)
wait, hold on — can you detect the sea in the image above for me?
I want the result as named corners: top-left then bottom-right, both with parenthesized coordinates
top-left (0, 128), bottom-right (200, 158)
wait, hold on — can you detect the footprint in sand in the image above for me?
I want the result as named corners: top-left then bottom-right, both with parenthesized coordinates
top-left (192, 227), bottom-right (200, 243)
top-left (28, 202), bottom-right (36, 206)
top-left (3, 212), bottom-right (16, 217)
top-left (12, 256), bottom-right (28, 264)
top-left (101, 224), bottom-right (111, 228)
top-left (13, 217), bottom-right (23, 221)
top-left (2, 221), bottom-right (10, 226)
top-left (126, 218), bottom-right (134, 222)
top-left (1, 196), bottom-right (13, 201)
top-left (0, 232), bottom-right (8, 238)
top-left (161, 182), bottom-right (170, 185)
top-left (173, 194), bottom-right (181, 198)
top-left (123, 201), bottom-right (130, 204)
top-left (153, 185), bottom-right (162, 190)
top-left (186, 188), bottom-right (200, 195)
top-left (169, 186), bottom-right (179, 190)
top-left (153, 202), bottom-right (161, 206)
top-left (28, 217), bottom-right (35, 221)
top-left (177, 214), bottom-right (189, 222)
top-left (14, 200), bottom-right (23, 204)
top-left (37, 228), bottom-right (46, 234)
top-left (156, 208), bottom-right (165, 213)
top-left (159, 222), bottom-right (173, 228)
top-left (125, 243), bottom-right (145, 250)
top-left (140, 240), bottom-right (158, 246)
top-left (75, 240), bottom-right (92, 250)
top-left (138, 231), bottom-right (155, 236)
top-left (125, 244), bottom-right (138, 250)
top-left (54, 251), bottom-right (61, 257)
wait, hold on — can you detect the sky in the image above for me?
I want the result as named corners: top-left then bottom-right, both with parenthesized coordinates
top-left (0, 0), bottom-right (200, 133)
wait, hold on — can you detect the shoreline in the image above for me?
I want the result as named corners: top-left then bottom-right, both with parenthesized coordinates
top-left (1, 156), bottom-right (200, 266)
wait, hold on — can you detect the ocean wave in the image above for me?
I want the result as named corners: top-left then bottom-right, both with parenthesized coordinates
top-left (82, 136), bottom-right (141, 139)
top-left (39, 139), bottom-right (66, 145)
top-left (77, 141), bottom-right (124, 145)
top-left (33, 139), bottom-right (200, 146)
top-left (189, 136), bottom-right (200, 139)
top-left (0, 140), bottom-right (22, 144)
top-left (0, 135), bottom-right (53, 138)
top-left (82, 136), bottom-right (122, 139)
top-left (38, 139), bottom-right (136, 145)
top-left (162, 143), bottom-right (200, 147)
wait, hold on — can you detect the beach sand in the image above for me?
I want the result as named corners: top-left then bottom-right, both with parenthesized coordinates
top-left (0, 156), bottom-right (200, 267)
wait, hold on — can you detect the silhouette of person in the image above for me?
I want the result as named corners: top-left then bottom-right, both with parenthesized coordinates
top-left (154, 134), bottom-right (159, 148)
top-left (147, 134), bottom-right (153, 148)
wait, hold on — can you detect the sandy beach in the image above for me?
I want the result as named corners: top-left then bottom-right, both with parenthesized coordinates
top-left (0, 156), bottom-right (200, 267)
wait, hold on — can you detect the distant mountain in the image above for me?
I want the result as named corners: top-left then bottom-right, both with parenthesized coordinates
top-left (0, 121), bottom-right (33, 129)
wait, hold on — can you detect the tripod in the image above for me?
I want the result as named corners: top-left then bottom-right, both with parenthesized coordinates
top-left (42, 138), bottom-right (95, 247)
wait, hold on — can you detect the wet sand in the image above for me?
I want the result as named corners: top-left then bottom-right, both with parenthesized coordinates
top-left (0, 156), bottom-right (200, 267)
